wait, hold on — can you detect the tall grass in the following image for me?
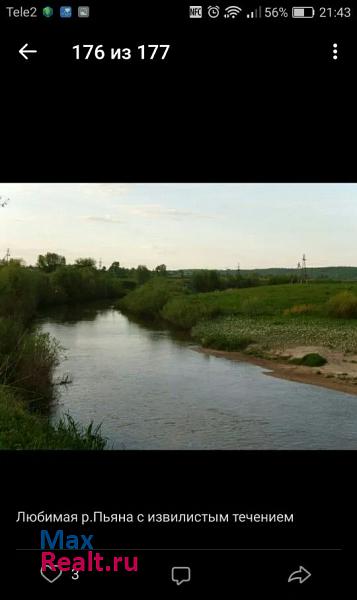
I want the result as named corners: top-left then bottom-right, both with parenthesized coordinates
top-left (327, 291), bottom-right (357, 318)
top-left (161, 297), bottom-right (221, 329)
top-left (0, 319), bottom-right (107, 449)
top-left (0, 319), bottom-right (61, 406)
top-left (0, 388), bottom-right (106, 449)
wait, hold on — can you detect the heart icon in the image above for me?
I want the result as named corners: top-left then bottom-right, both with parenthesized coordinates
top-left (40, 564), bottom-right (63, 583)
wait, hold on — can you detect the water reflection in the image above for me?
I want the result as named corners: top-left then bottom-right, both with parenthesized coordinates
top-left (37, 301), bottom-right (111, 325)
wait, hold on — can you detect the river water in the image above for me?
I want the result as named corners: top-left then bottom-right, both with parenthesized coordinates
top-left (38, 303), bottom-right (357, 449)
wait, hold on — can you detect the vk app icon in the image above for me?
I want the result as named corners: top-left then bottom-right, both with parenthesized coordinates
top-left (60, 7), bottom-right (72, 18)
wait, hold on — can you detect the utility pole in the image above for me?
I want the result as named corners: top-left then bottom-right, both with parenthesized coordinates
top-left (302, 253), bottom-right (307, 283)
top-left (297, 261), bottom-right (301, 283)
top-left (4, 248), bottom-right (10, 264)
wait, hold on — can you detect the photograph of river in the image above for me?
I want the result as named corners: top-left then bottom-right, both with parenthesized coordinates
top-left (1, 183), bottom-right (357, 449)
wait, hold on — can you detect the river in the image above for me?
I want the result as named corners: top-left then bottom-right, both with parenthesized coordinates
top-left (38, 303), bottom-right (357, 449)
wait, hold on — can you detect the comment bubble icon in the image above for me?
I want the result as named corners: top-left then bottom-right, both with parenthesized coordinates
top-left (171, 566), bottom-right (191, 586)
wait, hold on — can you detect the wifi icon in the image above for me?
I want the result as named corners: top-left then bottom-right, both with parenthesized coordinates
top-left (224, 6), bottom-right (242, 18)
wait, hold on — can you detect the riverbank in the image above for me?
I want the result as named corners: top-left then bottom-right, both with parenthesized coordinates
top-left (0, 261), bottom-right (122, 449)
top-left (0, 388), bottom-right (106, 449)
top-left (119, 279), bottom-right (357, 396)
top-left (196, 345), bottom-right (357, 396)
top-left (0, 316), bottom-right (108, 449)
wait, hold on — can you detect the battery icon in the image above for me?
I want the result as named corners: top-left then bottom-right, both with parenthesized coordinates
top-left (292, 7), bottom-right (315, 18)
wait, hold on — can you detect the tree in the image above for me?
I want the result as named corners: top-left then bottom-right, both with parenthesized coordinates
top-left (136, 265), bottom-right (151, 285)
top-left (155, 264), bottom-right (167, 276)
top-left (108, 261), bottom-right (121, 276)
top-left (75, 258), bottom-right (96, 268)
top-left (37, 252), bottom-right (66, 273)
top-left (9, 258), bottom-right (25, 267)
top-left (191, 270), bottom-right (222, 292)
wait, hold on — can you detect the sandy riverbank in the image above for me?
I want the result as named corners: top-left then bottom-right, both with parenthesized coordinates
top-left (196, 345), bottom-right (357, 396)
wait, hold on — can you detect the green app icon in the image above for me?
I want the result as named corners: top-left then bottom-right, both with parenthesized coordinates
top-left (43, 7), bottom-right (54, 18)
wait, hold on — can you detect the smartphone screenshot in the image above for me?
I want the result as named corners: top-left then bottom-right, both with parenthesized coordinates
top-left (1, 1), bottom-right (355, 594)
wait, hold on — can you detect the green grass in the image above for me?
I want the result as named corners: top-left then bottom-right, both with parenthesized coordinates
top-left (0, 388), bottom-right (107, 449)
top-left (119, 280), bottom-right (357, 327)
top-left (161, 296), bottom-right (221, 329)
top-left (160, 282), bottom-right (357, 329)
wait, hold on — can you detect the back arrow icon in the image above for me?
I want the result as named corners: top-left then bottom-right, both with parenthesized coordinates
top-left (288, 565), bottom-right (311, 584)
top-left (19, 43), bottom-right (38, 60)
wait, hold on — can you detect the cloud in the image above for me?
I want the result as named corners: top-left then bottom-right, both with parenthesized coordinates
top-left (82, 215), bottom-right (124, 224)
top-left (13, 217), bottom-right (35, 223)
top-left (77, 184), bottom-right (130, 198)
top-left (138, 243), bottom-right (176, 255)
top-left (119, 204), bottom-right (220, 220)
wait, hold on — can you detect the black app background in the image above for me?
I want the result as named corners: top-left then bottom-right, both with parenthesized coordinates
top-left (0, 1), bottom-right (355, 592)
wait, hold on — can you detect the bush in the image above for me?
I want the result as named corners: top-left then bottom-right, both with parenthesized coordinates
top-left (327, 291), bottom-right (357, 318)
top-left (0, 262), bottom-right (128, 316)
top-left (191, 270), bottom-right (222, 293)
top-left (161, 297), bottom-right (221, 329)
top-left (14, 332), bottom-right (62, 403)
top-left (0, 263), bottom-right (39, 320)
top-left (284, 304), bottom-right (315, 316)
top-left (119, 279), bottom-right (184, 318)
top-left (48, 266), bottom-right (128, 304)
top-left (289, 353), bottom-right (327, 367)
top-left (196, 333), bottom-right (253, 351)
top-left (0, 319), bottom-right (61, 405)
top-left (0, 318), bottom-right (23, 356)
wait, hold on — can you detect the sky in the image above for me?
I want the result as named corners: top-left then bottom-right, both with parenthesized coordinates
top-left (0, 183), bottom-right (356, 270)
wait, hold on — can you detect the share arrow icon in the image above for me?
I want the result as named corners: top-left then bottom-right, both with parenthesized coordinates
top-left (288, 565), bottom-right (312, 584)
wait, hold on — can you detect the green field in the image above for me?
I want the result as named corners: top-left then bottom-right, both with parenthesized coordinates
top-left (161, 281), bottom-right (357, 323)
top-left (120, 280), bottom-right (357, 353)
